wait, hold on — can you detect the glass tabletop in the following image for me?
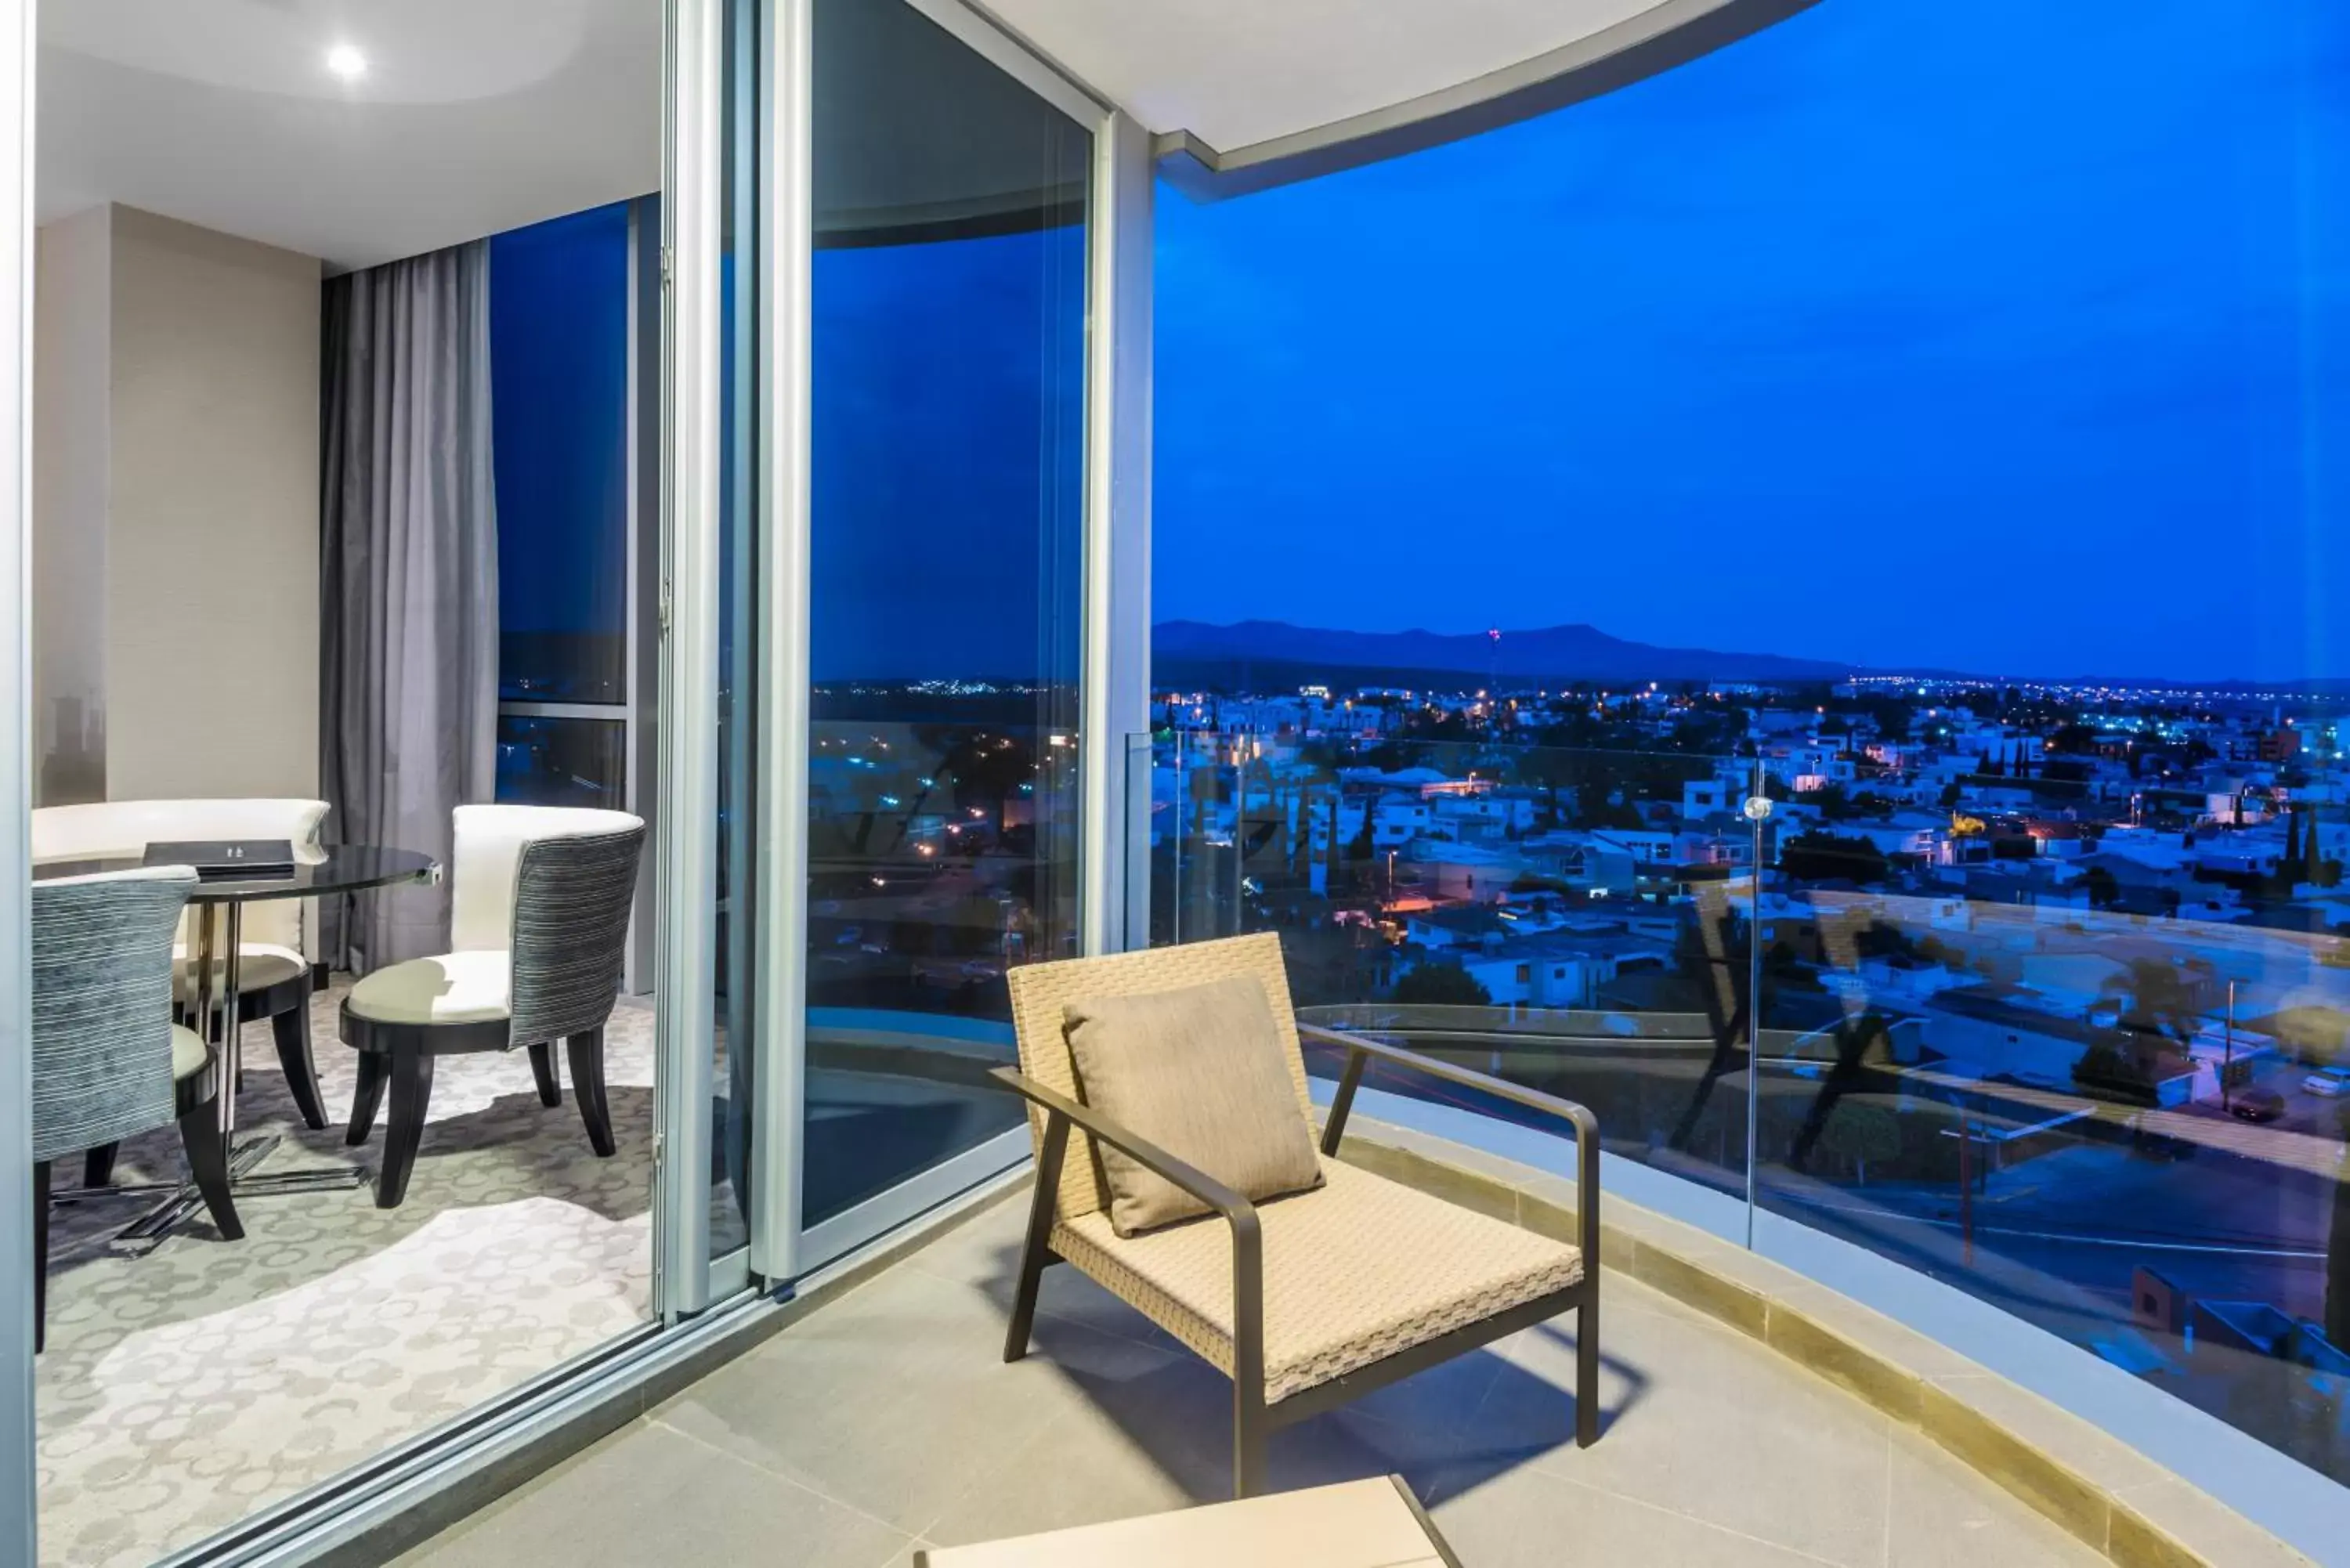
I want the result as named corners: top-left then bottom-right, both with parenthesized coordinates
top-left (32, 844), bottom-right (441, 901)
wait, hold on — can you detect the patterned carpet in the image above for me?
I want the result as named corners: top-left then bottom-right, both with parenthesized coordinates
top-left (35, 981), bottom-right (657, 1568)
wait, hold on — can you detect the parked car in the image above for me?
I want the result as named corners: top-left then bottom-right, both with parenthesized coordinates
top-left (2229, 1087), bottom-right (2287, 1124)
top-left (2301, 1067), bottom-right (2350, 1097)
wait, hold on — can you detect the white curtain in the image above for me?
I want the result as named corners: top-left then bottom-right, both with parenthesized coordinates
top-left (320, 240), bottom-right (498, 972)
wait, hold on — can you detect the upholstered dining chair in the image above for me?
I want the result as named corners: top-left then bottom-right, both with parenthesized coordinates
top-left (998, 931), bottom-right (1602, 1498)
top-left (32, 867), bottom-right (243, 1352)
top-left (31, 798), bottom-right (335, 1151)
top-left (339, 805), bottom-right (645, 1208)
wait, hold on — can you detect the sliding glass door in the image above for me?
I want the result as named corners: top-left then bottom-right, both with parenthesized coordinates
top-left (763, 0), bottom-right (1104, 1270)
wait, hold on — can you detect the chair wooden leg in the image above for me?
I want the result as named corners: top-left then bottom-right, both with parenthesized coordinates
top-left (32, 1160), bottom-right (49, 1356)
top-left (346, 1050), bottom-right (388, 1146)
top-left (177, 1097), bottom-right (245, 1241)
top-left (1004, 1114), bottom-right (1069, 1364)
top-left (528, 1042), bottom-right (562, 1107)
top-left (1576, 1291), bottom-right (1601, 1447)
top-left (82, 1142), bottom-right (119, 1189)
top-left (567, 1028), bottom-right (616, 1157)
top-left (376, 1047), bottom-right (435, 1209)
top-left (271, 1005), bottom-right (329, 1131)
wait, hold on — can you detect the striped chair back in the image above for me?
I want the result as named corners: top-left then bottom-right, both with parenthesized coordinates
top-left (508, 823), bottom-right (647, 1047)
top-left (30, 868), bottom-right (198, 1162)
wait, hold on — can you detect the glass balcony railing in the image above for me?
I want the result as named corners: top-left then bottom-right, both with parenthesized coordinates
top-left (1139, 725), bottom-right (2350, 1495)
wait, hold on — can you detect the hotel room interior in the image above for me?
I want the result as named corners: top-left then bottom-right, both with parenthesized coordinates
top-left (26, 5), bottom-right (673, 1560)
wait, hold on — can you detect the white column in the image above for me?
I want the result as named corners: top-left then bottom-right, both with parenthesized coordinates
top-left (654, 0), bottom-right (725, 1318)
top-left (1082, 110), bottom-right (1155, 956)
top-left (750, 0), bottom-right (812, 1284)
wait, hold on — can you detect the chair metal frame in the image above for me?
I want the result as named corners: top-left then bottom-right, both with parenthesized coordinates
top-left (996, 1020), bottom-right (1601, 1498)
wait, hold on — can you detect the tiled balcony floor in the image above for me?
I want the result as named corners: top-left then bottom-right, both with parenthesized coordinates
top-left (397, 1187), bottom-right (2106, 1568)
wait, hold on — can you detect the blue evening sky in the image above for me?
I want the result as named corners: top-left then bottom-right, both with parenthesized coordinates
top-left (812, 227), bottom-right (1086, 684)
top-left (491, 202), bottom-right (631, 643)
top-left (1154, 0), bottom-right (2350, 683)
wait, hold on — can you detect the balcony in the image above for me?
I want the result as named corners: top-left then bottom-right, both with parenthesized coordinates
top-left (391, 1111), bottom-right (2294, 1567)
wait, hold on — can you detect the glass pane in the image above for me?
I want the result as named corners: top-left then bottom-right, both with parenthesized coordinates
top-left (711, 0), bottom-right (758, 1260)
top-left (1149, 731), bottom-right (1757, 1220)
top-left (804, 0), bottom-right (1090, 1234)
top-left (490, 203), bottom-right (632, 706)
top-left (495, 712), bottom-right (627, 811)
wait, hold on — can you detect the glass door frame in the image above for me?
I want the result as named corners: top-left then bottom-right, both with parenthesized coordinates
top-left (0, 1), bottom-right (36, 1557)
top-left (747, 0), bottom-right (1155, 1283)
top-left (653, 0), bottom-right (742, 1320)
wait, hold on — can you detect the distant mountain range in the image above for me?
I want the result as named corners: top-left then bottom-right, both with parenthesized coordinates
top-left (1152, 619), bottom-right (1867, 689)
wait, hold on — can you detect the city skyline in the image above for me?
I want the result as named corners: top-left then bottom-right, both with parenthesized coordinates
top-left (1153, 0), bottom-right (2349, 683)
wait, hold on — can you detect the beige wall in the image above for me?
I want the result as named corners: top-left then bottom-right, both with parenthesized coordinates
top-left (31, 204), bottom-right (321, 805)
top-left (31, 207), bottom-right (110, 806)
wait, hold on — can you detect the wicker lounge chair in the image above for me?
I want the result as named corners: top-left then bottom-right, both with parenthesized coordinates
top-left (998, 932), bottom-right (1602, 1497)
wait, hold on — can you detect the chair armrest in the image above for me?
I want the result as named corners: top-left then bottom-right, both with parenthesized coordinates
top-left (991, 1066), bottom-right (1267, 1392)
top-left (1299, 1022), bottom-right (1600, 1266)
top-left (989, 1067), bottom-right (1263, 1235)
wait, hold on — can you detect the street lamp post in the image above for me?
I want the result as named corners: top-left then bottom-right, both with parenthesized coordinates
top-left (2222, 978), bottom-right (2237, 1113)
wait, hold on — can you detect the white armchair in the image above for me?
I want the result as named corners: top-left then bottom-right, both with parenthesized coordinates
top-left (31, 799), bottom-right (334, 1144)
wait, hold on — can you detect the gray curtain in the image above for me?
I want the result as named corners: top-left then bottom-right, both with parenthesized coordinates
top-left (320, 240), bottom-right (498, 973)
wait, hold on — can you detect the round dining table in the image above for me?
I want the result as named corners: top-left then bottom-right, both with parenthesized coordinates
top-left (34, 844), bottom-right (439, 1248)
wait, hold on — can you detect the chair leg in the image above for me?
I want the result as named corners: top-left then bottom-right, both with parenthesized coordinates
top-left (82, 1142), bottom-right (119, 1189)
top-left (271, 1005), bottom-right (329, 1131)
top-left (1234, 1384), bottom-right (1267, 1498)
top-left (1577, 1291), bottom-right (1601, 1447)
top-left (376, 1047), bottom-right (436, 1209)
top-left (567, 1028), bottom-right (616, 1157)
top-left (1004, 1114), bottom-right (1069, 1364)
top-left (528, 1042), bottom-right (562, 1107)
top-left (177, 1098), bottom-right (245, 1241)
top-left (33, 1160), bottom-right (49, 1356)
top-left (346, 1050), bottom-right (389, 1146)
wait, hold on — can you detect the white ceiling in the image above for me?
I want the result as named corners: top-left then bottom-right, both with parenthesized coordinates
top-left (985, 0), bottom-right (1681, 154)
top-left (38, 0), bottom-right (660, 272)
top-left (35, 0), bottom-right (1737, 269)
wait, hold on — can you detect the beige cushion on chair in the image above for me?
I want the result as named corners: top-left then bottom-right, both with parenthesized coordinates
top-left (173, 942), bottom-right (309, 1000)
top-left (1065, 975), bottom-right (1325, 1237)
top-left (170, 1024), bottom-right (208, 1081)
top-left (1053, 1160), bottom-right (1583, 1405)
top-left (347, 951), bottom-right (513, 1026)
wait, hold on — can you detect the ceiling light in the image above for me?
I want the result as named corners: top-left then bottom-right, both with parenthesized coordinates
top-left (325, 44), bottom-right (367, 80)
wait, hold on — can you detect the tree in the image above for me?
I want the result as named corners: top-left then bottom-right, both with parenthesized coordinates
top-left (1513, 747), bottom-right (1579, 830)
top-left (1778, 831), bottom-right (1891, 884)
top-left (2103, 957), bottom-right (2204, 1048)
top-left (2084, 865), bottom-right (2121, 909)
top-left (2077, 958), bottom-right (2205, 1104)
top-left (1819, 1101), bottom-right (1902, 1185)
top-left (1392, 962), bottom-right (1493, 1007)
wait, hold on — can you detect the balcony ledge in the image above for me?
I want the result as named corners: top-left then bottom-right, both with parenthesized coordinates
top-left (1329, 1112), bottom-right (2316, 1568)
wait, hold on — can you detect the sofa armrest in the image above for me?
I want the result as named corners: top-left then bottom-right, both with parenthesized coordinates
top-left (1297, 1022), bottom-right (1600, 1267)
